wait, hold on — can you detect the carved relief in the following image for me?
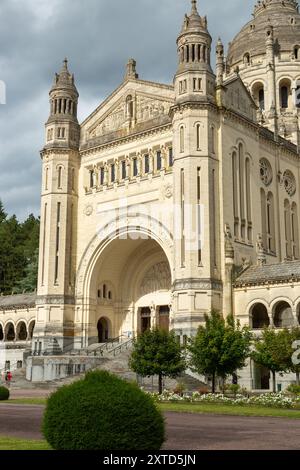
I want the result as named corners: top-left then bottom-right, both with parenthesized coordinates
top-left (140, 262), bottom-right (171, 296)
top-left (136, 95), bottom-right (170, 122)
top-left (83, 205), bottom-right (94, 216)
top-left (88, 94), bottom-right (172, 139)
top-left (89, 103), bottom-right (126, 138)
top-left (283, 170), bottom-right (296, 197)
top-left (259, 158), bottom-right (273, 186)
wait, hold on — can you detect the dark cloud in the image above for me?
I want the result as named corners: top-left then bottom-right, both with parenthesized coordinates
top-left (0, 0), bottom-right (253, 220)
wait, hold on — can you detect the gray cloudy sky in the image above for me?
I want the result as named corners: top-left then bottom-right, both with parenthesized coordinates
top-left (0, 0), bottom-right (253, 220)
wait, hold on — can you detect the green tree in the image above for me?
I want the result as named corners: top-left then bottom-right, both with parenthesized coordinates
top-left (0, 202), bottom-right (40, 295)
top-left (0, 200), bottom-right (7, 223)
top-left (251, 328), bottom-right (290, 392)
top-left (282, 328), bottom-right (300, 385)
top-left (129, 328), bottom-right (186, 394)
top-left (0, 215), bottom-right (26, 294)
top-left (14, 248), bottom-right (39, 293)
top-left (188, 311), bottom-right (252, 393)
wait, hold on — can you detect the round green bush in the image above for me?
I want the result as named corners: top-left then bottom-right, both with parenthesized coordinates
top-left (0, 386), bottom-right (9, 401)
top-left (42, 370), bottom-right (165, 450)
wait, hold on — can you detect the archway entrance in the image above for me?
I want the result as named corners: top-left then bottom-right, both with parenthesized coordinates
top-left (97, 318), bottom-right (110, 343)
top-left (85, 233), bottom-right (172, 345)
top-left (253, 362), bottom-right (270, 390)
top-left (159, 305), bottom-right (170, 332)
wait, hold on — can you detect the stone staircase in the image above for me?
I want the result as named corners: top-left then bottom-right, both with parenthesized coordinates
top-left (9, 341), bottom-right (207, 393)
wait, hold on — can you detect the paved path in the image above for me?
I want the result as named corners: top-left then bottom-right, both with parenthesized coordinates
top-left (163, 412), bottom-right (300, 450)
top-left (0, 406), bottom-right (300, 449)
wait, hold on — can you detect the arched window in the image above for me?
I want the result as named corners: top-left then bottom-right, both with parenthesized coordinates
top-left (239, 144), bottom-right (245, 240)
top-left (5, 323), bottom-right (15, 342)
top-left (296, 85), bottom-right (300, 108)
top-left (259, 88), bottom-right (265, 111)
top-left (196, 124), bottom-right (201, 150)
top-left (0, 324), bottom-right (3, 341)
top-left (251, 304), bottom-right (270, 329)
top-left (245, 158), bottom-right (252, 241)
top-left (180, 126), bottom-right (184, 153)
top-left (294, 46), bottom-right (300, 59)
top-left (252, 83), bottom-right (265, 111)
top-left (17, 322), bottom-right (27, 341)
top-left (57, 166), bottom-right (63, 189)
top-left (103, 284), bottom-right (107, 299)
top-left (273, 301), bottom-right (294, 328)
top-left (280, 86), bottom-right (289, 108)
top-left (261, 188), bottom-right (267, 249)
top-left (45, 167), bottom-right (49, 191)
top-left (211, 126), bottom-right (215, 154)
top-left (108, 291), bottom-right (112, 300)
top-left (232, 152), bottom-right (239, 237)
top-left (291, 202), bottom-right (299, 259)
top-left (279, 79), bottom-right (291, 109)
top-left (243, 53), bottom-right (250, 66)
top-left (266, 192), bottom-right (275, 252)
top-left (284, 199), bottom-right (292, 259)
top-left (71, 168), bottom-right (75, 191)
top-left (28, 321), bottom-right (35, 340)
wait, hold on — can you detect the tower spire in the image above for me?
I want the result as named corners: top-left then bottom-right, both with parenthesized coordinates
top-left (191, 0), bottom-right (198, 14)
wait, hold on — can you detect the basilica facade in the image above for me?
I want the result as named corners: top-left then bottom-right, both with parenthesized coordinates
top-left (1, 0), bottom-right (300, 389)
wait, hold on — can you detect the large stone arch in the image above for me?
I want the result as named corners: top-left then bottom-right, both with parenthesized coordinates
top-left (16, 320), bottom-right (28, 341)
top-left (4, 322), bottom-right (15, 342)
top-left (76, 214), bottom-right (173, 300)
top-left (272, 300), bottom-right (294, 328)
top-left (249, 302), bottom-right (270, 329)
top-left (75, 216), bottom-right (173, 346)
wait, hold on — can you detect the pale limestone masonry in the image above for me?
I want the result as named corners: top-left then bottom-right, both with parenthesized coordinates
top-left (2, 1), bottom-right (300, 389)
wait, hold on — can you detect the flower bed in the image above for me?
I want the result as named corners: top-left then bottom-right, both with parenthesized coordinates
top-left (149, 391), bottom-right (300, 409)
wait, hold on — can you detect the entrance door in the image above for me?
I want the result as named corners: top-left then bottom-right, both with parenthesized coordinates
top-left (253, 362), bottom-right (270, 390)
top-left (97, 318), bottom-right (109, 343)
top-left (140, 308), bottom-right (151, 334)
top-left (159, 306), bottom-right (170, 332)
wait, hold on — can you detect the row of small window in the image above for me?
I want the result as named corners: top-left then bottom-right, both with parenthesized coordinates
top-left (253, 82), bottom-right (300, 111)
top-left (232, 145), bottom-right (252, 242)
top-left (51, 98), bottom-right (77, 116)
top-left (179, 44), bottom-right (208, 64)
top-left (2, 361), bottom-right (23, 371)
top-left (243, 45), bottom-right (300, 65)
top-left (179, 78), bottom-right (202, 95)
top-left (44, 166), bottom-right (76, 191)
top-left (97, 284), bottom-right (112, 300)
top-left (47, 127), bottom-right (66, 141)
top-left (47, 128), bottom-right (78, 142)
top-left (179, 125), bottom-right (216, 153)
top-left (89, 149), bottom-right (173, 188)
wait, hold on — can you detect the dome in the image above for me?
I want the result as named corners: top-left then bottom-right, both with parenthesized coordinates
top-left (227, 0), bottom-right (300, 68)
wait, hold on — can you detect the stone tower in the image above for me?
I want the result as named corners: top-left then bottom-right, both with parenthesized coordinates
top-left (171, 0), bottom-right (220, 336)
top-left (34, 59), bottom-right (80, 355)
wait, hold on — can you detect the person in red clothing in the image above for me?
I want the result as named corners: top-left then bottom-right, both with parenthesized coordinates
top-left (5, 371), bottom-right (12, 387)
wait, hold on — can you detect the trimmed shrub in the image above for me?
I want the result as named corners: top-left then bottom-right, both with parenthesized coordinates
top-left (42, 370), bottom-right (165, 450)
top-left (0, 387), bottom-right (9, 401)
top-left (287, 384), bottom-right (300, 395)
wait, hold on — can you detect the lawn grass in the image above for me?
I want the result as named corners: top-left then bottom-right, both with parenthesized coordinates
top-left (0, 436), bottom-right (50, 450)
top-left (159, 402), bottom-right (300, 419)
top-left (0, 398), bottom-right (47, 406)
